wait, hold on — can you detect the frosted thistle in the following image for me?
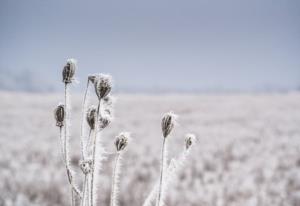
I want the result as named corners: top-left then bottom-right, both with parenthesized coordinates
top-left (54, 104), bottom-right (65, 127)
top-left (79, 159), bottom-right (93, 175)
top-left (185, 133), bottom-right (196, 150)
top-left (99, 114), bottom-right (112, 130)
top-left (161, 112), bottom-right (177, 138)
top-left (94, 74), bottom-right (112, 99)
top-left (62, 58), bottom-right (77, 83)
top-left (115, 132), bottom-right (130, 152)
top-left (86, 106), bottom-right (97, 130)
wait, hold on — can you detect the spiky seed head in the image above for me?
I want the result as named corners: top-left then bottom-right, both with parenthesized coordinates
top-left (161, 112), bottom-right (177, 138)
top-left (62, 58), bottom-right (77, 83)
top-left (54, 104), bottom-right (65, 127)
top-left (86, 106), bottom-right (97, 130)
top-left (185, 133), bottom-right (196, 150)
top-left (115, 132), bottom-right (130, 152)
top-left (99, 114), bottom-right (112, 130)
top-left (79, 159), bottom-right (93, 174)
top-left (94, 74), bottom-right (112, 99)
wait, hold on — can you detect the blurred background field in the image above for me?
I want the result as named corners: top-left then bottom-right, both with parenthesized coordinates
top-left (0, 91), bottom-right (300, 206)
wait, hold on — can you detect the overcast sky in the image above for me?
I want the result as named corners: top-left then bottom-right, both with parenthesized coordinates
top-left (0, 0), bottom-right (299, 92)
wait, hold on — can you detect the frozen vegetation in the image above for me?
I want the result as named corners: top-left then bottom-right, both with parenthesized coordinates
top-left (0, 91), bottom-right (300, 206)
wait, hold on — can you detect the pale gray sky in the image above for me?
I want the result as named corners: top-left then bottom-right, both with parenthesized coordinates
top-left (0, 0), bottom-right (299, 92)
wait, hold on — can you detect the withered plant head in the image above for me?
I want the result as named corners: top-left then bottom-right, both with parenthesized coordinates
top-left (86, 106), bottom-right (97, 130)
top-left (185, 133), bottom-right (196, 150)
top-left (99, 114), bottom-right (112, 130)
top-left (54, 103), bottom-right (65, 127)
top-left (115, 132), bottom-right (130, 152)
top-left (62, 58), bottom-right (77, 83)
top-left (161, 111), bottom-right (177, 138)
top-left (79, 159), bottom-right (93, 175)
top-left (94, 74), bottom-right (112, 99)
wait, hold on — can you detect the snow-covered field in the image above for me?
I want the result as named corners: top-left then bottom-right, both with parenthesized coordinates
top-left (0, 91), bottom-right (300, 206)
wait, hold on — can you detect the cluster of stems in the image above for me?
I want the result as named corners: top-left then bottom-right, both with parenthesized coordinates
top-left (54, 59), bottom-right (196, 206)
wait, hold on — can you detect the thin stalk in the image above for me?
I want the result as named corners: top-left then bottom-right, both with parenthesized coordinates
top-left (80, 129), bottom-right (92, 206)
top-left (64, 83), bottom-right (82, 202)
top-left (80, 80), bottom-right (90, 160)
top-left (90, 99), bottom-right (101, 206)
top-left (110, 153), bottom-right (121, 206)
top-left (86, 129), bottom-right (92, 155)
top-left (81, 175), bottom-right (87, 206)
top-left (156, 137), bottom-right (167, 206)
top-left (59, 127), bottom-right (66, 165)
top-left (143, 148), bottom-right (192, 206)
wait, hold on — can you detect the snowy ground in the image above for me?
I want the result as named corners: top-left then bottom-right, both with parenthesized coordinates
top-left (0, 91), bottom-right (300, 206)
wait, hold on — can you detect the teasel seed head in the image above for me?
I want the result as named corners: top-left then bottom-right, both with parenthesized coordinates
top-left (161, 111), bottom-right (177, 138)
top-left (94, 74), bottom-right (112, 99)
top-left (99, 114), bottom-right (112, 130)
top-left (54, 103), bottom-right (65, 127)
top-left (79, 159), bottom-right (93, 174)
top-left (62, 58), bottom-right (77, 83)
top-left (86, 106), bottom-right (97, 130)
top-left (115, 132), bottom-right (130, 152)
top-left (185, 133), bottom-right (196, 150)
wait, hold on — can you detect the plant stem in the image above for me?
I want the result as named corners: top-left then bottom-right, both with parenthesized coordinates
top-left (81, 175), bottom-right (87, 206)
top-left (110, 153), bottom-right (121, 206)
top-left (156, 137), bottom-right (167, 206)
top-left (64, 83), bottom-right (82, 204)
top-left (90, 99), bottom-right (101, 206)
top-left (80, 80), bottom-right (90, 160)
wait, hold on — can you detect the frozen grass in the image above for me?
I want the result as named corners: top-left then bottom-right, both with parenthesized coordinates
top-left (0, 92), bottom-right (300, 206)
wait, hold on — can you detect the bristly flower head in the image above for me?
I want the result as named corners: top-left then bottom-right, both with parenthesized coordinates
top-left (94, 74), bottom-right (112, 99)
top-left (99, 113), bottom-right (112, 130)
top-left (79, 159), bottom-right (93, 175)
top-left (115, 132), bottom-right (130, 152)
top-left (185, 133), bottom-right (196, 150)
top-left (86, 105), bottom-right (97, 130)
top-left (54, 103), bottom-right (65, 127)
top-left (161, 111), bottom-right (177, 138)
top-left (62, 58), bottom-right (77, 83)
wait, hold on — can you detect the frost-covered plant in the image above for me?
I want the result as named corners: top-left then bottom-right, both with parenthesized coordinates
top-left (110, 132), bottom-right (130, 206)
top-left (54, 58), bottom-right (196, 206)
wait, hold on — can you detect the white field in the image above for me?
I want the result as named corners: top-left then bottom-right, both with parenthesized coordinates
top-left (0, 91), bottom-right (300, 206)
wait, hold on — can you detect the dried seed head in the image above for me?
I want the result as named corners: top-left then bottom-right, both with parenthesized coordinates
top-left (62, 58), bottom-right (77, 83)
top-left (115, 132), bottom-right (130, 152)
top-left (86, 106), bottom-right (97, 130)
top-left (185, 133), bottom-right (196, 150)
top-left (79, 159), bottom-right (93, 174)
top-left (54, 103), bottom-right (65, 127)
top-left (161, 112), bottom-right (177, 138)
top-left (99, 114), bottom-right (112, 130)
top-left (94, 74), bottom-right (112, 99)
